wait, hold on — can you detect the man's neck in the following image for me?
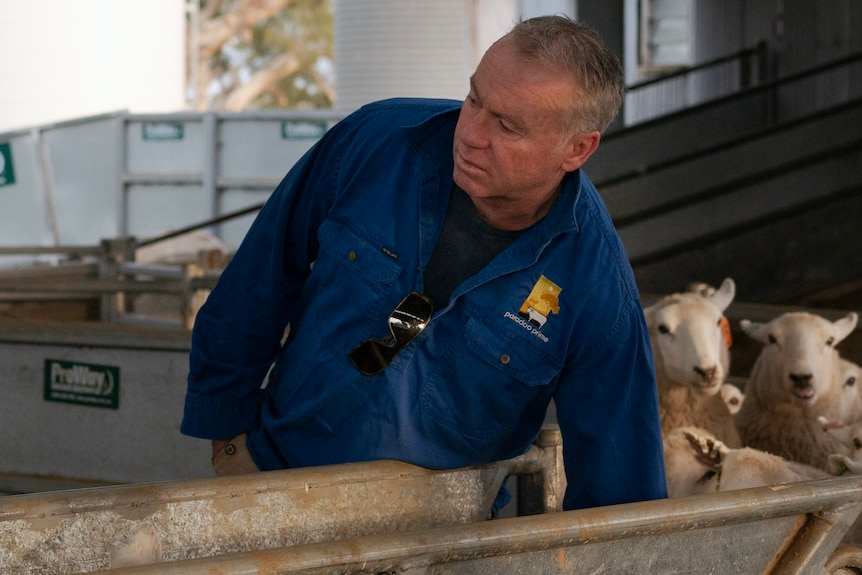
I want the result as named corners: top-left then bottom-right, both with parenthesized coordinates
top-left (471, 187), bottom-right (561, 231)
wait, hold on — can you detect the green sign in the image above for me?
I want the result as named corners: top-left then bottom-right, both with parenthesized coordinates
top-left (0, 142), bottom-right (15, 187)
top-left (281, 120), bottom-right (327, 140)
top-left (142, 122), bottom-right (184, 141)
top-left (44, 359), bottom-right (120, 409)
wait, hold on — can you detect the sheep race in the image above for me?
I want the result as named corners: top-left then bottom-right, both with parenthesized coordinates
top-left (649, 278), bottom-right (862, 543)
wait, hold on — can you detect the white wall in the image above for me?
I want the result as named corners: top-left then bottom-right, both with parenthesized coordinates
top-left (0, 0), bottom-right (186, 133)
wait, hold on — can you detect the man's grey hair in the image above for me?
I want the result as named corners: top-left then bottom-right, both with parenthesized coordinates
top-left (507, 15), bottom-right (625, 135)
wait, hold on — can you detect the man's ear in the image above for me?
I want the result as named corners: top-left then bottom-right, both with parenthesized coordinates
top-left (560, 131), bottom-right (601, 172)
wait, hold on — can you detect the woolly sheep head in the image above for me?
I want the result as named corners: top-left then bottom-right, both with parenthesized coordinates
top-left (819, 416), bottom-right (862, 475)
top-left (720, 383), bottom-right (745, 415)
top-left (663, 427), bottom-right (727, 496)
top-left (663, 426), bottom-right (828, 497)
top-left (644, 277), bottom-right (735, 395)
top-left (837, 358), bottom-right (862, 425)
top-left (741, 312), bottom-right (857, 407)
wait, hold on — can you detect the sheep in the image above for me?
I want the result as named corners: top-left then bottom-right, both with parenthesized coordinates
top-left (663, 426), bottom-right (828, 498)
top-left (816, 416), bottom-right (862, 475)
top-left (644, 277), bottom-right (741, 447)
top-left (836, 358), bottom-right (862, 425)
top-left (734, 311), bottom-right (858, 470)
top-left (720, 382), bottom-right (745, 415)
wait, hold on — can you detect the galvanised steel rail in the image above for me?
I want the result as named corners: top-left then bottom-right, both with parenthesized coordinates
top-left (0, 428), bottom-right (565, 575)
top-left (92, 474), bottom-right (862, 575)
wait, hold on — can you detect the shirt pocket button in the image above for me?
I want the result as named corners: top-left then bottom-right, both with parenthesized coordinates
top-left (499, 354), bottom-right (511, 365)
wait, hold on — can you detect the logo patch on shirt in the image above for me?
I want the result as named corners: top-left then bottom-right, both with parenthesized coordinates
top-left (518, 275), bottom-right (561, 329)
top-left (503, 276), bottom-right (561, 342)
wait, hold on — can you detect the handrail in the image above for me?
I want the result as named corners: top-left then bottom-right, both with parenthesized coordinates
top-left (607, 48), bottom-right (862, 140)
top-left (136, 202), bottom-right (266, 248)
top-left (625, 42), bottom-right (766, 92)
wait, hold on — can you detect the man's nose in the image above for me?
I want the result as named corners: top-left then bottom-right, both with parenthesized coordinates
top-left (460, 110), bottom-right (490, 148)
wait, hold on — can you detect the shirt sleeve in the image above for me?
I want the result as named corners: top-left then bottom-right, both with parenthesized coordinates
top-left (180, 120), bottom-right (347, 441)
top-left (554, 297), bottom-right (668, 510)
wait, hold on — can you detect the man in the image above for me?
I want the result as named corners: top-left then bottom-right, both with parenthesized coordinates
top-left (181, 15), bottom-right (667, 511)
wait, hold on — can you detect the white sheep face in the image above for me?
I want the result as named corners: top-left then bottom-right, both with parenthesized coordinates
top-left (720, 383), bottom-right (745, 415)
top-left (744, 312), bottom-right (858, 407)
top-left (663, 427), bottom-right (725, 496)
top-left (838, 358), bottom-right (862, 425)
top-left (645, 278), bottom-right (735, 396)
top-left (821, 417), bottom-right (862, 475)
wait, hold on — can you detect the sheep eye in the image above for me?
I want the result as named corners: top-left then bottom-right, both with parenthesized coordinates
top-left (826, 336), bottom-right (835, 346)
top-left (854, 438), bottom-right (862, 450)
top-left (658, 325), bottom-right (670, 335)
top-left (768, 334), bottom-right (777, 344)
top-left (847, 377), bottom-right (857, 388)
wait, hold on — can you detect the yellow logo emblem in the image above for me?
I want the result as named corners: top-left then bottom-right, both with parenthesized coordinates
top-left (518, 276), bottom-right (561, 329)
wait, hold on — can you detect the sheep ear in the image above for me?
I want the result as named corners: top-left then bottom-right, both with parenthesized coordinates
top-left (643, 302), bottom-right (658, 324)
top-left (832, 312), bottom-right (858, 345)
top-left (709, 278), bottom-right (736, 312)
top-left (742, 319), bottom-right (770, 343)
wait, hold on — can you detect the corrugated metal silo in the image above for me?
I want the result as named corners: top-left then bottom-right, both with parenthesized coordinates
top-left (333, 0), bottom-right (473, 111)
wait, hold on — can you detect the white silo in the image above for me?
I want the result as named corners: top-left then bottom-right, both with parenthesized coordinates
top-left (0, 0), bottom-right (186, 132)
top-left (333, 0), bottom-right (520, 112)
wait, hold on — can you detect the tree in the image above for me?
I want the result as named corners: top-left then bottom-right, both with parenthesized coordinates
top-left (189, 0), bottom-right (334, 111)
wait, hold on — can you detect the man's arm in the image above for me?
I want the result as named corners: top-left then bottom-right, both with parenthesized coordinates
top-left (554, 299), bottom-right (667, 510)
top-left (180, 122), bottom-right (346, 442)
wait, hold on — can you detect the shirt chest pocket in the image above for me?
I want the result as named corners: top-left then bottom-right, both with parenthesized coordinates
top-left (317, 219), bottom-right (403, 284)
top-left (463, 318), bottom-right (561, 387)
top-left (419, 316), bottom-right (562, 453)
top-left (314, 219), bottom-right (405, 354)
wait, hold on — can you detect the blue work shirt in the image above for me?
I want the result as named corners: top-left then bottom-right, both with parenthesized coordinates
top-left (181, 98), bottom-right (668, 510)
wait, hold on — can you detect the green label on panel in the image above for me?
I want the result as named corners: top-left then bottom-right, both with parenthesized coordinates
top-left (281, 120), bottom-right (327, 140)
top-left (0, 142), bottom-right (16, 187)
top-left (44, 359), bottom-right (120, 409)
top-left (142, 122), bottom-right (184, 141)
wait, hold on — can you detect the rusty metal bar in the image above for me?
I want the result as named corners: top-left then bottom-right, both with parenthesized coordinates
top-left (90, 475), bottom-right (862, 575)
top-left (769, 502), bottom-right (862, 575)
top-left (0, 429), bottom-right (564, 575)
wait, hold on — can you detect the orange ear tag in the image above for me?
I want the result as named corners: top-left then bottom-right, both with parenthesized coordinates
top-left (720, 316), bottom-right (732, 348)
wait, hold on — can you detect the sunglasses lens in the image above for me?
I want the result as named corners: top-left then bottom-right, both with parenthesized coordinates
top-left (349, 339), bottom-right (397, 376)
top-left (349, 292), bottom-right (434, 376)
top-left (389, 293), bottom-right (434, 338)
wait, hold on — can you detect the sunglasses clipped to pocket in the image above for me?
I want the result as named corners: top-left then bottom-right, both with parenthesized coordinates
top-left (349, 291), bottom-right (435, 376)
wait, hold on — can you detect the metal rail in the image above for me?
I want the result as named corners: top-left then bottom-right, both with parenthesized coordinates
top-left (0, 428), bottom-right (565, 575)
top-left (90, 475), bottom-right (862, 575)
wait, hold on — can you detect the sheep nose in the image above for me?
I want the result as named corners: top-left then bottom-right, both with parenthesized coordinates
top-left (694, 366), bottom-right (717, 381)
top-left (789, 373), bottom-right (813, 388)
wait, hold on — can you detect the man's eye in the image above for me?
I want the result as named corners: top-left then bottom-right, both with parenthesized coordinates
top-left (499, 121), bottom-right (516, 133)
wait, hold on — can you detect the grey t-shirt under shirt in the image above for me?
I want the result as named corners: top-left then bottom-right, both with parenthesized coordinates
top-left (423, 185), bottom-right (522, 309)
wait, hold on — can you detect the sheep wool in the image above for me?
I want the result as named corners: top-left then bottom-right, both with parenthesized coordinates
top-left (645, 277), bottom-right (741, 447)
top-left (735, 311), bottom-right (858, 471)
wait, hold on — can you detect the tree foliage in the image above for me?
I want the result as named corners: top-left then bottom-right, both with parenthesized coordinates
top-left (189, 0), bottom-right (333, 111)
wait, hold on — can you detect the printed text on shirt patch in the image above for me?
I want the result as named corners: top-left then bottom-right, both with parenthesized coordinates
top-left (503, 275), bottom-right (561, 342)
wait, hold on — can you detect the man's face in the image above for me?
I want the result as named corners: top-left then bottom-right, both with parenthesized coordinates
top-left (452, 36), bottom-right (591, 228)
